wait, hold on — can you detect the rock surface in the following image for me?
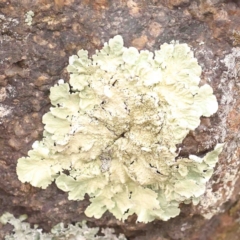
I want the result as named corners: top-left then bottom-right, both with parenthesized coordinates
top-left (0, 0), bottom-right (240, 239)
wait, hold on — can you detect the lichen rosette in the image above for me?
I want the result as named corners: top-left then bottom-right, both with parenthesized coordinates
top-left (17, 35), bottom-right (223, 222)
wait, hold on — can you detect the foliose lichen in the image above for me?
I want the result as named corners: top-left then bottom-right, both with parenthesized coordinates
top-left (16, 35), bottom-right (223, 223)
top-left (0, 212), bottom-right (126, 240)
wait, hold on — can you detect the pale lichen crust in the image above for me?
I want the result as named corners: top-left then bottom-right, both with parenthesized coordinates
top-left (24, 11), bottom-right (34, 26)
top-left (17, 35), bottom-right (223, 223)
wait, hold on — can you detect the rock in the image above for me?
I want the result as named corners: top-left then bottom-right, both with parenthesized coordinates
top-left (0, 1), bottom-right (240, 239)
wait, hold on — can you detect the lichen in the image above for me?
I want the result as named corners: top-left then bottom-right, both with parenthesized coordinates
top-left (24, 11), bottom-right (34, 26)
top-left (17, 35), bottom-right (222, 223)
top-left (0, 212), bottom-right (126, 240)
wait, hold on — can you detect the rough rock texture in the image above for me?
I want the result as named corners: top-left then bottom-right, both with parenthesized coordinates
top-left (0, 0), bottom-right (240, 239)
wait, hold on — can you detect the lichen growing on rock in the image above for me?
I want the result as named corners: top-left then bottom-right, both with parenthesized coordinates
top-left (0, 212), bottom-right (126, 240)
top-left (24, 10), bottom-right (34, 26)
top-left (16, 35), bottom-right (223, 223)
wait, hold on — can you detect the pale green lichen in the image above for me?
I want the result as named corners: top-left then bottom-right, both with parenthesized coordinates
top-left (25, 11), bottom-right (34, 26)
top-left (0, 212), bottom-right (126, 240)
top-left (17, 35), bottom-right (223, 223)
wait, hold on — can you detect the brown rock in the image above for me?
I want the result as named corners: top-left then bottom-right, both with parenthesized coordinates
top-left (0, 1), bottom-right (240, 240)
top-left (163, 0), bottom-right (190, 8)
top-left (148, 22), bottom-right (163, 37)
top-left (131, 35), bottom-right (148, 49)
top-left (0, 75), bottom-right (8, 87)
